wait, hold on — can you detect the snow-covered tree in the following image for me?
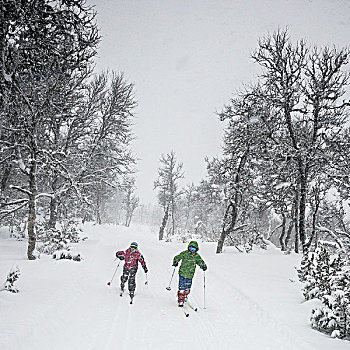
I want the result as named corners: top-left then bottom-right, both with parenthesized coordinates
top-left (250, 29), bottom-right (350, 253)
top-left (214, 84), bottom-right (272, 253)
top-left (214, 29), bottom-right (350, 254)
top-left (121, 177), bottom-right (139, 227)
top-left (69, 72), bottom-right (137, 225)
top-left (0, 0), bottom-right (99, 259)
top-left (154, 151), bottom-right (184, 240)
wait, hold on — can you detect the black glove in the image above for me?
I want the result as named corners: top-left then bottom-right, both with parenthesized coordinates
top-left (116, 254), bottom-right (125, 260)
top-left (172, 261), bottom-right (178, 267)
top-left (143, 266), bottom-right (148, 273)
top-left (202, 264), bottom-right (207, 271)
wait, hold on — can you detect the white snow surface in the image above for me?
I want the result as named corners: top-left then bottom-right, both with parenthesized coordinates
top-left (1, 223), bottom-right (349, 350)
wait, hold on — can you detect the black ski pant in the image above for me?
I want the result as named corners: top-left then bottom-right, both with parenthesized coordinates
top-left (120, 266), bottom-right (137, 293)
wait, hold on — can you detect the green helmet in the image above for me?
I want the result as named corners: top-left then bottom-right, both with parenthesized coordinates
top-left (188, 241), bottom-right (199, 251)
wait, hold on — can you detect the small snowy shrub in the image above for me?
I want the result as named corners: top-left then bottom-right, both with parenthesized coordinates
top-left (243, 242), bottom-right (253, 253)
top-left (1, 266), bottom-right (20, 293)
top-left (310, 305), bottom-right (337, 335)
top-left (52, 250), bottom-right (82, 262)
top-left (36, 220), bottom-right (83, 255)
top-left (301, 247), bottom-right (342, 300)
top-left (311, 267), bottom-right (350, 339)
top-left (60, 220), bottom-right (83, 243)
top-left (37, 226), bottom-right (69, 254)
top-left (10, 224), bottom-right (26, 241)
top-left (228, 227), bottom-right (267, 252)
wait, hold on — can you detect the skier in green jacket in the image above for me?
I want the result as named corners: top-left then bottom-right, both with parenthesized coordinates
top-left (172, 241), bottom-right (207, 307)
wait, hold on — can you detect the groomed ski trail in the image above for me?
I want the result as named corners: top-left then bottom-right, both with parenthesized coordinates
top-left (82, 224), bottom-right (333, 350)
top-left (2, 223), bottom-right (350, 350)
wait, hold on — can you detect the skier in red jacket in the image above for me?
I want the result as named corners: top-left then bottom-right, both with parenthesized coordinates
top-left (116, 242), bottom-right (148, 300)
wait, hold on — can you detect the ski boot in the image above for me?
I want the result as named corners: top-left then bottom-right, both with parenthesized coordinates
top-left (129, 291), bottom-right (134, 304)
top-left (120, 283), bottom-right (125, 297)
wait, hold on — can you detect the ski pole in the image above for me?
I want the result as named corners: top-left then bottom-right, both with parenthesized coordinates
top-left (203, 271), bottom-right (206, 309)
top-left (107, 260), bottom-right (121, 286)
top-left (145, 273), bottom-right (148, 285)
top-left (166, 267), bottom-right (176, 291)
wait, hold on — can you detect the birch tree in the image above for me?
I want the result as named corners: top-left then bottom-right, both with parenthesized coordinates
top-left (154, 151), bottom-right (184, 240)
top-left (251, 29), bottom-right (350, 253)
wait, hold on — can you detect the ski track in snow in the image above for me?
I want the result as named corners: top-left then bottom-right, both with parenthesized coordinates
top-left (1, 223), bottom-right (350, 350)
top-left (209, 268), bottom-right (316, 350)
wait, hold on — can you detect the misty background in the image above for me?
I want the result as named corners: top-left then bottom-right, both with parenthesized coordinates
top-left (91, 0), bottom-right (350, 204)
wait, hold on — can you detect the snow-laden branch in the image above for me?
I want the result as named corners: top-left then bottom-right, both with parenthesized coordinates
top-left (9, 185), bottom-right (32, 196)
top-left (334, 229), bottom-right (350, 240)
top-left (267, 222), bottom-right (284, 240)
top-left (232, 223), bottom-right (249, 232)
top-left (316, 226), bottom-right (344, 249)
top-left (35, 193), bottom-right (54, 200)
top-left (0, 201), bottom-right (28, 217)
top-left (0, 198), bottom-right (28, 207)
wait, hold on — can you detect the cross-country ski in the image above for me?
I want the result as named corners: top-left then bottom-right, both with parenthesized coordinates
top-left (185, 300), bottom-right (198, 312)
top-left (182, 307), bottom-right (190, 317)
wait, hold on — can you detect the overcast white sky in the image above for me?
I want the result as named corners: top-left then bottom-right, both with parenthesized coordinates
top-left (90, 0), bottom-right (350, 204)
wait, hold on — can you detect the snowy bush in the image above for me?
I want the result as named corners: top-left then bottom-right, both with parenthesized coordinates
top-left (244, 242), bottom-right (253, 253)
top-left (297, 251), bottom-right (315, 283)
top-left (300, 247), bottom-right (342, 301)
top-left (1, 266), bottom-right (20, 293)
top-left (242, 229), bottom-right (267, 252)
top-left (311, 267), bottom-right (350, 339)
top-left (310, 305), bottom-right (337, 335)
top-left (36, 220), bottom-right (84, 255)
top-left (223, 225), bottom-right (267, 253)
top-left (300, 247), bottom-right (350, 339)
top-left (52, 250), bottom-right (82, 262)
top-left (10, 224), bottom-right (26, 241)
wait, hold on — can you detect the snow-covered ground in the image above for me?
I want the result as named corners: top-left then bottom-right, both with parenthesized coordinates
top-left (0, 223), bottom-right (349, 350)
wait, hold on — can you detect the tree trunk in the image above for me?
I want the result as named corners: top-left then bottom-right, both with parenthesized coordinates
top-left (171, 200), bottom-right (176, 235)
top-left (184, 205), bottom-right (190, 230)
top-left (125, 210), bottom-right (129, 226)
top-left (159, 205), bottom-right (169, 240)
top-left (299, 170), bottom-right (308, 253)
top-left (96, 209), bottom-right (102, 225)
top-left (1, 163), bottom-right (12, 192)
top-left (305, 193), bottom-right (320, 251)
top-left (294, 192), bottom-right (300, 254)
top-left (96, 192), bottom-right (102, 225)
top-left (48, 197), bottom-right (58, 229)
top-left (284, 220), bottom-right (294, 250)
top-left (279, 213), bottom-right (286, 251)
top-left (48, 177), bottom-right (58, 228)
top-left (216, 201), bottom-right (238, 254)
top-left (27, 160), bottom-right (37, 260)
top-left (127, 213), bottom-right (132, 227)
